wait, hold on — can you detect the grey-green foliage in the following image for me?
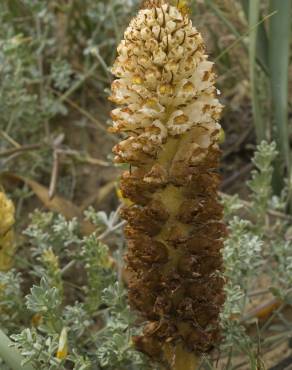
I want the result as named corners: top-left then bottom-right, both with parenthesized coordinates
top-left (24, 212), bottom-right (80, 255)
top-left (0, 270), bottom-right (24, 332)
top-left (224, 218), bottom-right (263, 285)
top-left (219, 141), bottom-right (291, 369)
top-left (220, 216), bottom-right (262, 356)
top-left (7, 210), bottom-right (150, 370)
top-left (0, 11), bottom-right (67, 143)
top-left (0, 0), bottom-right (139, 180)
top-left (248, 141), bottom-right (278, 223)
top-left (12, 329), bottom-right (61, 370)
top-left (25, 277), bottom-right (63, 335)
top-left (51, 60), bottom-right (73, 91)
top-left (26, 278), bottom-right (62, 315)
top-left (270, 240), bottom-right (292, 297)
top-left (95, 282), bottom-right (151, 370)
top-left (221, 193), bottom-right (243, 219)
top-left (81, 235), bottom-right (115, 313)
top-left (220, 216), bottom-right (262, 360)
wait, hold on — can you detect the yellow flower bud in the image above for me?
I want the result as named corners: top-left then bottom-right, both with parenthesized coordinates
top-left (0, 190), bottom-right (16, 271)
top-left (158, 84), bottom-right (173, 95)
top-left (176, 0), bottom-right (190, 15)
top-left (42, 248), bottom-right (59, 270)
top-left (132, 75), bottom-right (143, 85)
top-left (56, 327), bottom-right (68, 360)
top-left (0, 191), bottom-right (15, 236)
top-left (218, 127), bottom-right (226, 143)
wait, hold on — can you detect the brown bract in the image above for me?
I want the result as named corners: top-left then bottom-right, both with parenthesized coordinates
top-left (110, 1), bottom-right (225, 366)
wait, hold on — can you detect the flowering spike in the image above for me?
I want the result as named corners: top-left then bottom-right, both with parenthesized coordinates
top-left (110, 1), bottom-right (226, 367)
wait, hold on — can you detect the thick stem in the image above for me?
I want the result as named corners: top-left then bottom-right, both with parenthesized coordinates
top-left (163, 343), bottom-right (199, 370)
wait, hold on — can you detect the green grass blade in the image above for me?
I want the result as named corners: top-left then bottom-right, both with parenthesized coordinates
top-left (205, 0), bottom-right (248, 62)
top-left (269, 0), bottom-right (292, 194)
top-left (214, 11), bottom-right (275, 64)
top-left (241, 0), bottom-right (248, 15)
top-left (207, 0), bottom-right (269, 75)
top-left (241, 0), bottom-right (269, 74)
top-left (249, 0), bottom-right (266, 142)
